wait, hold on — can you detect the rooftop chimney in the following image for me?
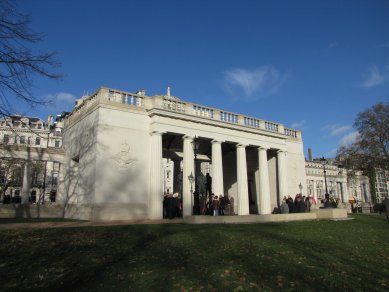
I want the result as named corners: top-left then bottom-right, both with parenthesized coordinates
top-left (47, 115), bottom-right (53, 126)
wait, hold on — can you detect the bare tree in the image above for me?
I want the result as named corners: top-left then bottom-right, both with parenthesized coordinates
top-left (0, 0), bottom-right (61, 117)
top-left (337, 102), bottom-right (389, 203)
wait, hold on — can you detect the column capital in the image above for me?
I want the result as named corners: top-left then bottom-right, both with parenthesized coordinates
top-left (211, 139), bottom-right (224, 144)
top-left (258, 146), bottom-right (269, 151)
top-left (277, 149), bottom-right (287, 154)
top-left (150, 131), bottom-right (165, 136)
top-left (183, 135), bottom-right (194, 141)
top-left (236, 143), bottom-right (247, 148)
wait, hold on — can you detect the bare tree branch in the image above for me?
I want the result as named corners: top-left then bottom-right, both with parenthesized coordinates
top-left (0, 0), bottom-right (62, 117)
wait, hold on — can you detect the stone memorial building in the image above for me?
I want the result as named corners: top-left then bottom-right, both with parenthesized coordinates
top-left (59, 87), bottom-right (306, 220)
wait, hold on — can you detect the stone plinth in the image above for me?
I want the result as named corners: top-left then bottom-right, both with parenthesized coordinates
top-left (311, 208), bottom-right (348, 219)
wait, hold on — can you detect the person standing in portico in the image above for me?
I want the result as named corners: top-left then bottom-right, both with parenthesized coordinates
top-left (205, 173), bottom-right (212, 197)
top-left (213, 195), bottom-right (220, 216)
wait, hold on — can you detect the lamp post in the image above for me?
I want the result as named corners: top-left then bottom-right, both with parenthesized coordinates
top-left (191, 137), bottom-right (200, 215)
top-left (320, 156), bottom-right (329, 197)
top-left (298, 183), bottom-right (303, 194)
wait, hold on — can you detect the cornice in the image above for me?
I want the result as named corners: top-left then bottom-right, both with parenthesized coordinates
top-left (147, 108), bottom-right (287, 141)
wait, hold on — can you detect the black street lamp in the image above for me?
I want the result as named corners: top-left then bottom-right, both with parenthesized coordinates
top-left (191, 137), bottom-right (200, 215)
top-left (320, 156), bottom-right (329, 196)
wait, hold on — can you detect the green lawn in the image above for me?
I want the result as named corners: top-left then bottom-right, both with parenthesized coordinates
top-left (0, 214), bottom-right (388, 291)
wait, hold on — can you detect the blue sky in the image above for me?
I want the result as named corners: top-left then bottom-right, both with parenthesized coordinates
top-left (17, 0), bottom-right (389, 159)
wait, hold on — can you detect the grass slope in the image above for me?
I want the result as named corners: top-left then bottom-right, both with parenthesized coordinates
top-left (0, 214), bottom-right (388, 291)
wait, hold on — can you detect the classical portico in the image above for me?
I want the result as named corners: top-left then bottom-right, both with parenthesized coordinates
top-left (158, 133), bottom-right (292, 217)
top-left (60, 87), bottom-right (307, 221)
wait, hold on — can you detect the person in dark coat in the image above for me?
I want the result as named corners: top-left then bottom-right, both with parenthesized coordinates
top-left (220, 194), bottom-right (230, 216)
top-left (205, 173), bottom-right (212, 197)
top-left (167, 194), bottom-right (175, 219)
top-left (383, 197), bottom-right (389, 221)
top-left (295, 195), bottom-right (306, 213)
top-left (288, 197), bottom-right (295, 213)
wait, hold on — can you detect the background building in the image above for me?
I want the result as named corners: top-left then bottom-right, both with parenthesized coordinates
top-left (305, 148), bottom-right (372, 213)
top-left (0, 114), bottom-right (64, 204)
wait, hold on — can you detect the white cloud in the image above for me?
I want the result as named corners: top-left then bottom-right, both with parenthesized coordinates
top-left (362, 65), bottom-right (389, 88)
top-left (330, 125), bottom-right (351, 136)
top-left (339, 131), bottom-right (359, 146)
top-left (290, 120), bottom-right (306, 129)
top-left (44, 92), bottom-right (76, 111)
top-left (322, 124), bottom-right (351, 136)
top-left (223, 66), bottom-right (286, 98)
top-left (329, 42), bottom-right (338, 49)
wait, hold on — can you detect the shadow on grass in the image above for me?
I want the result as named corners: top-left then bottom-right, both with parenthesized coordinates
top-left (1, 215), bottom-right (389, 291)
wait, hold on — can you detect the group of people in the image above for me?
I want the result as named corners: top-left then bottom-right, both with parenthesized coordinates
top-left (200, 193), bottom-right (232, 216)
top-left (278, 193), bottom-right (339, 214)
top-left (278, 194), bottom-right (316, 214)
top-left (163, 193), bottom-right (182, 219)
top-left (162, 192), bottom-right (233, 218)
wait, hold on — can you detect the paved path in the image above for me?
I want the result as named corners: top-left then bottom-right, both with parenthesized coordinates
top-left (0, 218), bottom-right (184, 230)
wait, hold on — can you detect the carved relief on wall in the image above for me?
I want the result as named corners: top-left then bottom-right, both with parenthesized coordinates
top-left (113, 141), bottom-right (137, 170)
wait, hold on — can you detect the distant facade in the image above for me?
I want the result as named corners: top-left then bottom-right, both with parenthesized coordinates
top-left (374, 168), bottom-right (389, 203)
top-left (162, 158), bottom-right (174, 195)
top-left (305, 159), bottom-right (371, 207)
top-left (0, 114), bottom-right (65, 204)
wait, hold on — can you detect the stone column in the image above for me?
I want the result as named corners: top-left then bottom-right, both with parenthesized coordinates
top-left (258, 147), bottom-right (271, 214)
top-left (312, 180), bottom-right (317, 202)
top-left (182, 135), bottom-right (194, 216)
top-left (236, 144), bottom-right (249, 215)
top-left (21, 160), bottom-right (31, 204)
top-left (56, 161), bottom-right (66, 205)
top-left (211, 140), bottom-right (224, 197)
top-left (277, 150), bottom-right (288, 203)
top-left (149, 132), bottom-right (163, 219)
top-left (341, 181), bottom-right (348, 203)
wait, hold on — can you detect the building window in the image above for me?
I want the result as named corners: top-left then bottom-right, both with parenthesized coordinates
top-left (53, 162), bottom-right (60, 172)
top-left (35, 137), bottom-right (41, 145)
top-left (3, 135), bottom-right (9, 144)
top-left (37, 124), bottom-right (42, 129)
top-left (20, 136), bottom-right (25, 144)
top-left (54, 140), bottom-right (60, 148)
